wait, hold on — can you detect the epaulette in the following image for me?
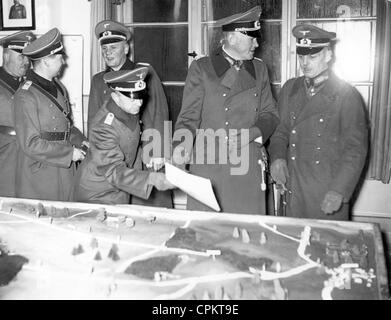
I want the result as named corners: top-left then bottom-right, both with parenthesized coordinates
top-left (136, 62), bottom-right (150, 66)
top-left (21, 81), bottom-right (32, 90)
top-left (104, 112), bottom-right (115, 126)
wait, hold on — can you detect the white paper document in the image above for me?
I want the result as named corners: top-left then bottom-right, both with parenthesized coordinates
top-left (165, 163), bottom-right (221, 212)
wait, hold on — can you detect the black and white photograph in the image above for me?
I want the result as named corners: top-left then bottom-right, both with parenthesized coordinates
top-left (0, 0), bottom-right (390, 305)
top-left (0, 0), bottom-right (35, 30)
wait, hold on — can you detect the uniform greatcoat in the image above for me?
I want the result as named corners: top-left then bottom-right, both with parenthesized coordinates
top-left (74, 99), bottom-right (153, 205)
top-left (88, 59), bottom-right (172, 208)
top-left (0, 67), bottom-right (21, 197)
top-left (13, 70), bottom-right (86, 201)
top-left (268, 73), bottom-right (368, 220)
top-left (174, 49), bottom-right (279, 215)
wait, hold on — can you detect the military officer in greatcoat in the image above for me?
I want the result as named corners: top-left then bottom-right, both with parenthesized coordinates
top-left (74, 68), bottom-right (174, 205)
top-left (172, 6), bottom-right (279, 214)
top-left (88, 20), bottom-right (172, 208)
top-left (13, 28), bottom-right (88, 201)
top-left (0, 31), bottom-right (35, 197)
top-left (268, 25), bottom-right (369, 220)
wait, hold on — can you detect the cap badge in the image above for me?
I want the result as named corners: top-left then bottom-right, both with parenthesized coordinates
top-left (104, 23), bottom-right (111, 29)
top-left (26, 35), bottom-right (32, 41)
top-left (300, 38), bottom-right (312, 45)
top-left (299, 30), bottom-right (310, 37)
top-left (103, 31), bottom-right (112, 37)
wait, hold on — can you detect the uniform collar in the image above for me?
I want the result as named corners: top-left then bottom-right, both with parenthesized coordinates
top-left (291, 71), bottom-right (341, 101)
top-left (106, 98), bottom-right (139, 130)
top-left (105, 59), bottom-right (137, 73)
top-left (211, 47), bottom-right (256, 79)
top-left (26, 69), bottom-right (59, 98)
top-left (0, 67), bottom-right (22, 92)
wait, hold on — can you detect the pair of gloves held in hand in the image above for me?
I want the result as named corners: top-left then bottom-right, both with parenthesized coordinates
top-left (270, 158), bottom-right (344, 215)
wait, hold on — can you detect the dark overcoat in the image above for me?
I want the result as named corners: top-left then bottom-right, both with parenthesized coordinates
top-left (74, 99), bottom-right (153, 205)
top-left (88, 59), bottom-right (172, 208)
top-left (174, 49), bottom-right (279, 215)
top-left (13, 72), bottom-right (86, 201)
top-left (0, 68), bottom-right (20, 197)
top-left (268, 73), bottom-right (368, 220)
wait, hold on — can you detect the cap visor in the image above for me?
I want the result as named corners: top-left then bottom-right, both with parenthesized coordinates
top-left (239, 29), bottom-right (262, 38)
top-left (296, 46), bottom-right (324, 55)
top-left (100, 37), bottom-right (125, 45)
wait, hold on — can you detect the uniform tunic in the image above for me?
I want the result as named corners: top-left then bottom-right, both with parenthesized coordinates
top-left (13, 70), bottom-right (86, 201)
top-left (88, 59), bottom-right (172, 208)
top-left (0, 67), bottom-right (21, 197)
top-left (268, 73), bottom-right (368, 220)
top-left (174, 49), bottom-right (279, 215)
top-left (74, 99), bottom-right (153, 205)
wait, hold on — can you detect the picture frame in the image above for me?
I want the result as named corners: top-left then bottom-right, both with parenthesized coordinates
top-left (0, 0), bottom-right (35, 30)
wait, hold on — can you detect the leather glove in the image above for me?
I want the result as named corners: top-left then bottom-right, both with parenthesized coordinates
top-left (172, 145), bottom-right (190, 167)
top-left (72, 147), bottom-right (86, 162)
top-left (321, 191), bottom-right (343, 215)
top-left (145, 157), bottom-right (165, 171)
top-left (270, 159), bottom-right (289, 186)
top-left (148, 172), bottom-right (175, 191)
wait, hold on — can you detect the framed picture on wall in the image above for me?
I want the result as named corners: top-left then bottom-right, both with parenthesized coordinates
top-left (0, 0), bottom-right (35, 30)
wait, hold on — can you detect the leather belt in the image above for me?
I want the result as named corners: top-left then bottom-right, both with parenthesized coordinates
top-left (40, 131), bottom-right (70, 141)
top-left (0, 125), bottom-right (16, 136)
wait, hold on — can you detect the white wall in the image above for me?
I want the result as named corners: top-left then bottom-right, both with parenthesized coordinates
top-left (34, 0), bottom-right (91, 95)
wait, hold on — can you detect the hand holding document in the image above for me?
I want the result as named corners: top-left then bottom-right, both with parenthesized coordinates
top-left (165, 163), bottom-right (221, 212)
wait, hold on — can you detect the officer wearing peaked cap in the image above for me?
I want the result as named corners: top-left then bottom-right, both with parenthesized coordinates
top-left (269, 24), bottom-right (368, 220)
top-left (0, 30), bottom-right (35, 197)
top-left (74, 68), bottom-right (175, 205)
top-left (293, 24), bottom-right (336, 56)
top-left (172, 6), bottom-right (279, 215)
top-left (13, 28), bottom-right (88, 201)
top-left (89, 19), bottom-right (173, 208)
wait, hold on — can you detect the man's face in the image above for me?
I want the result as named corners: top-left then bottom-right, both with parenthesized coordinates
top-left (230, 32), bottom-right (259, 60)
top-left (3, 49), bottom-right (30, 77)
top-left (45, 54), bottom-right (65, 77)
top-left (298, 47), bottom-right (332, 79)
top-left (14, 0), bottom-right (20, 5)
top-left (101, 41), bottom-right (129, 70)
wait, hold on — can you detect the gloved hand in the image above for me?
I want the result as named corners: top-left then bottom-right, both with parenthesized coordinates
top-left (270, 159), bottom-right (289, 187)
top-left (111, 91), bottom-right (143, 115)
top-left (148, 172), bottom-right (175, 191)
top-left (172, 145), bottom-right (190, 167)
top-left (145, 157), bottom-right (165, 171)
top-left (321, 190), bottom-right (343, 215)
top-left (72, 147), bottom-right (86, 162)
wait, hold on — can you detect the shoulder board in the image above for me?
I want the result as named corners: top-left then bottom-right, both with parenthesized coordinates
top-left (136, 62), bottom-right (150, 66)
top-left (22, 81), bottom-right (32, 90)
top-left (104, 112), bottom-right (115, 126)
top-left (254, 57), bottom-right (263, 62)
